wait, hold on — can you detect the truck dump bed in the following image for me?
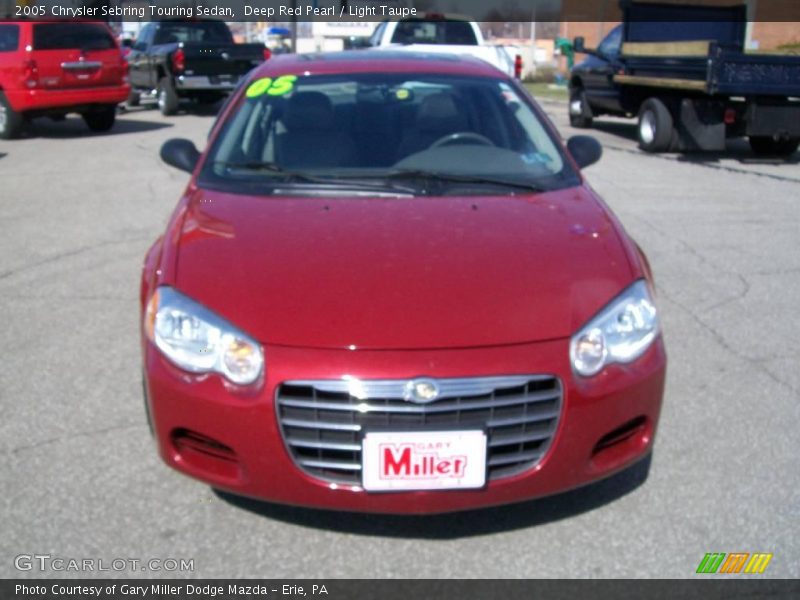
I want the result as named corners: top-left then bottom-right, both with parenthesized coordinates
top-left (615, 1), bottom-right (800, 97)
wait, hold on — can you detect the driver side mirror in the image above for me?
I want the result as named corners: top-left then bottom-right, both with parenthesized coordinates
top-left (573, 36), bottom-right (586, 53)
top-left (567, 135), bottom-right (602, 169)
top-left (161, 138), bottom-right (200, 173)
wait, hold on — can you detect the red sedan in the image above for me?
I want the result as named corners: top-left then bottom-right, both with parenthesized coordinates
top-left (142, 52), bottom-right (666, 514)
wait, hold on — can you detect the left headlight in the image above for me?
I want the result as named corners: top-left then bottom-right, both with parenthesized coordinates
top-left (570, 279), bottom-right (660, 377)
top-left (144, 286), bottom-right (263, 385)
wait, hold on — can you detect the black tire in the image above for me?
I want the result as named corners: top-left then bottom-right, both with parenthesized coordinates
top-left (749, 136), bottom-right (799, 157)
top-left (157, 77), bottom-right (179, 116)
top-left (0, 91), bottom-right (24, 140)
top-left (82, 105), bottom-right (116, 132)
top-left (127, 89), bottom-right (141, 107)
top-left (637, 98), bottom-right (675, 153)
top-left (569, 87), bottom-right (593, 128)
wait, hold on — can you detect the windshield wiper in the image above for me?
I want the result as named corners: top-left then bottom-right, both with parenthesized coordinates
top-left (338, 169), bottom-right (546, 194)
top-left (212, 161), bottom-right (417, 194)
top-left (213, 161), bottom-right (322, 182)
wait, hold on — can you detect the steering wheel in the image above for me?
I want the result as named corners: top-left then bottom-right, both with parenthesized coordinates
top-left (430, 132), bottom-right (495, 149)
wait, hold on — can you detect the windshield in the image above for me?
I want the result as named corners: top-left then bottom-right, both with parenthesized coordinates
top-left (200, 72), bottom-right (578, 195)
top-left (154, 22), bottom-right (233, 45)
top-left (33, 23), bottom-right (115, 51)
top-left (598, 26), bottom-right (622, 57)
top-left (391, 20), bottom-right (478, 45)
top-left (0, 24), bottom-right (19, 52)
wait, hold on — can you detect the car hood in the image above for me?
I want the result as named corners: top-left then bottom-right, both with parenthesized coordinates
top-left (173, 185), bottom-right (634, 349)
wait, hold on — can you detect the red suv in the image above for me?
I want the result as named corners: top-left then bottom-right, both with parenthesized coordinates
top-left (0, 21), bottom-right (130, 139)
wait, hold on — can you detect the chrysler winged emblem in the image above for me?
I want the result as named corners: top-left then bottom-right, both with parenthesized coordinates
top-left (404, 378), bottom-right (441, 404)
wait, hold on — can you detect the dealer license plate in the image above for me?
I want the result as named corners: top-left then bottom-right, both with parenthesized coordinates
top-left (362, 430), bottom-right (487, 491)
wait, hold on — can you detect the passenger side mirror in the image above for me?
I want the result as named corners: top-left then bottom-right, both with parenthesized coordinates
top-left (573, 36), bottom-right (586, 53)
top-left (567, 135), bottom-right (602, 169)
top-left (160, 138), bottom-right (200, 173)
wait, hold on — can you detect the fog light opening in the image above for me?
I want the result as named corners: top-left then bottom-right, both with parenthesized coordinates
top-left (171, 429), bottom-right (238, 462)
top-left (592, 416), bottom-right (648, 456)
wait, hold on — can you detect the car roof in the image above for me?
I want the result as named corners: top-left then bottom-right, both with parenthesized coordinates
top-left (250, 50), bottom-right (508, 79)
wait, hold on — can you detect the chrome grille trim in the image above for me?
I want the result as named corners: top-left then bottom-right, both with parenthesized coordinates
top-left (280, 418), bottom-right (362, 432)
top-left (486, 410), bottom-right (560, 428)
top-left (287, 438), bottom-right (361, 452)
top-left (276, 375), bottom-right (563, 485)
top-left (277, 389), bottom-right (560, 414)
top-left (285, 375), bottom-right (551, 400)
top-left (488, 429), bottom-right (555, 447)
top-left (297, 458), bottom-right (362, 471)
top-left (488, 450), bottom-right (543, 467)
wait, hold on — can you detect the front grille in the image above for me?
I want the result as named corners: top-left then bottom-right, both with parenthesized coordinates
top-left (276, 375), bottom-right (562, 485)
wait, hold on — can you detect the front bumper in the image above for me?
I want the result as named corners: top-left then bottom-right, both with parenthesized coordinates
top-left (6, 84), bottom-right (130, 113)
top-left (143, 338), bottom-right (666, 514)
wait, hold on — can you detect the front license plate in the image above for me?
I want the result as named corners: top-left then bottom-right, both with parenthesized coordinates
top-left (362, 430), bottom-right (487, 491)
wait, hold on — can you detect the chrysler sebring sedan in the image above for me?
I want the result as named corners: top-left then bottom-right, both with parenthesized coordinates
top-left (141, 51), bottom-right (666, 514)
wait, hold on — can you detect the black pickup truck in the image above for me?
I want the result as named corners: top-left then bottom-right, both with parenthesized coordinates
top-left (126, 20), bottom-right (266, 115)
top-left (569, 1), bottom-right (800, 157)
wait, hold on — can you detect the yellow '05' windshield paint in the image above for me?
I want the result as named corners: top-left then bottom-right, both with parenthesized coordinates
top-left (246, 75), bottom-right (298, 98)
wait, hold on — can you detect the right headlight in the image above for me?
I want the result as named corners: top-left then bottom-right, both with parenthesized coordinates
top-left (570, 279), bottom-right (660, 377)
top-left (144, 286), bottom-right (264, 385)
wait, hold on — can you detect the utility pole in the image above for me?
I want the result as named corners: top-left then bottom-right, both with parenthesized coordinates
top-left (744, 0), bottom-right (758, 50)
top-left (529, 6), bottom-right (536, 78)
top-left (290, 0), bottom-right (298, 53)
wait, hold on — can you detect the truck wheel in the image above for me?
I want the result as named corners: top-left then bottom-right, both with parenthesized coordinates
top-left (749, 136), bottom-right (799, 157)
top-left (569, 87), bottom-right (593, 128)
top-left (82, 105), bottom-right (117, 132)
top-left (637, 98), bottom-right (675, 153)
top-left (127, 90), bottom-right (141, 107)
top-left (0, 92), bottom-right (24, 140)
top-left (157, 77), bottom-right (179, 116)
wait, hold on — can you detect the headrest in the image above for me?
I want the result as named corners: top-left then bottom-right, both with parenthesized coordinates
top-left (416, 93), bottom-right (469, 133)
top-left (285, 92), bottom-right (335, 131)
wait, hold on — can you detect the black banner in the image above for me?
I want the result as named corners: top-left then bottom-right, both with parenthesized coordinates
top-left (3, 580), bottom-right (800, 600)
top-left (4, 0), bottom-right (800, 22)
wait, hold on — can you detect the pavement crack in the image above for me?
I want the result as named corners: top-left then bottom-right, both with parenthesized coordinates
top-left (147, 179), bottom-right (158, 202)
top-left (747, 266), bottom-right (800, 277)
top-left (0, 294), bottom-right (130, 301)
top-left (660, 289), bottom-right (799, 399)
top-left (702, 274), bottom-right (752, 313)
top-left (627, 212), bottom-right (752, 313)
top-left (0, 237), bottom-right (150, 282)
top-left (9, 422), bottom-right (146, 456)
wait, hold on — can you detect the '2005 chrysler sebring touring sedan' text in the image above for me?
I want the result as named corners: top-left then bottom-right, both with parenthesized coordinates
top-left (142, 51), bottom-right (666, 514)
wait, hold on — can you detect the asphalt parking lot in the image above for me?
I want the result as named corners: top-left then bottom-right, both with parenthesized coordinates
top-left (1, 98), bottom-right (798, 578)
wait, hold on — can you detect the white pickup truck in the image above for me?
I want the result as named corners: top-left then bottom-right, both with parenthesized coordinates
top-left (366, 17), bottom-right (515, 77)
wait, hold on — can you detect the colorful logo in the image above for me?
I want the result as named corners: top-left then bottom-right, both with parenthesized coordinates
top-left (696, 553), bottom-right (773, 574)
